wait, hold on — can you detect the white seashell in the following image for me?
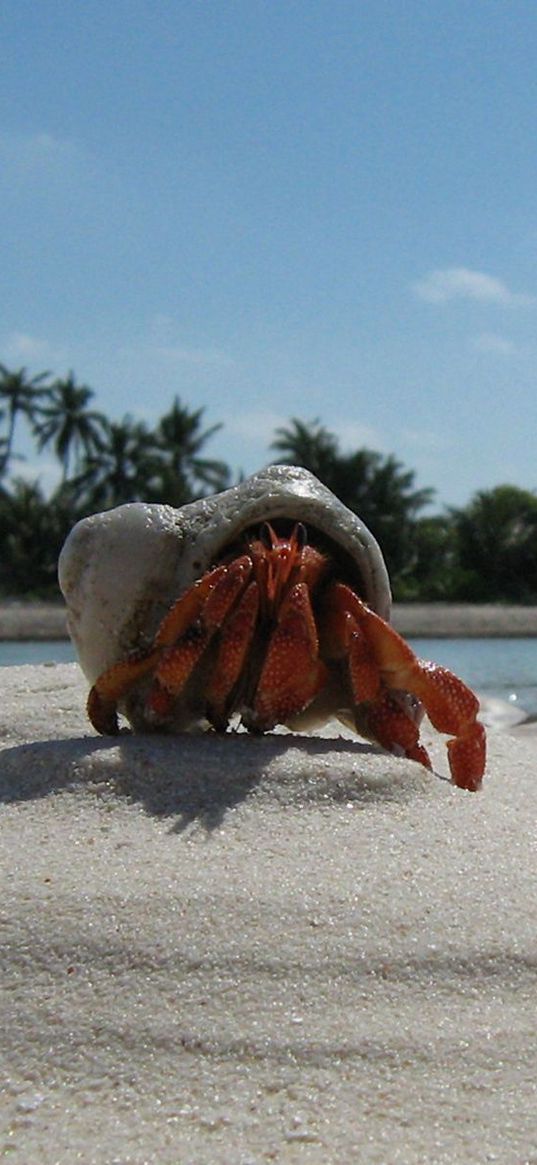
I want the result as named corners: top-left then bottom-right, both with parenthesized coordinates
top-left (59, 465), bottom-right (391, 701)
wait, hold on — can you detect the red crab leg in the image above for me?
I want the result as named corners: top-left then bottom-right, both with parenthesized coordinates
top-left (87, 562), bottom-right (237, 734)
top-left (147, 556), bottom-right (253, 721)
top-left (153, 563), bottom-right (229, 646)
top-left (354, 600), bottom-right (486, 791)
top-left (361, 690), bottom-right (432, 769)
top-left (87, 646), bottom-right (163, 735)
top-left (205, 580), bottom-right (260, 729)
top-left (321, 593), bottom-right (430, 758)
top-left (324, 583), bottom-right (486, 791)
top-left (403, 661), bottom-right (486, 792)
top-left (251, 581), bottom-right (328, 730)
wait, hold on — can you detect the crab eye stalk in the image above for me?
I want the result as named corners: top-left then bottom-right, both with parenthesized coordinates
top-left (292, 522), bottom-right (307, 550)
top-left (259, 522), bottom-right (275, 550)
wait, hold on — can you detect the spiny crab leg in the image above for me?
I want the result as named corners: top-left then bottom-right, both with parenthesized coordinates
top-left (323, 583), bottom-right (486, 791)
top-left (146, 556), bottom-right (253, 721)
top-left (249, 580), bottom-right (328, 731)
top-left (87, 561), bottom-right (243, 733)
top-left (364, 690), bottom-right (433, 771)
top-left (205, 581), bottom-right (260, 729)
top-left (87, 647), bottom-right (163, 736)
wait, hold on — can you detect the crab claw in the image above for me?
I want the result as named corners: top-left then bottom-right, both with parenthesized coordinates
top-left (409, 662), bottom-right (486, 792)
top-left (324, 584), bottom-right (486, 791)
top-left (365, 665), bottom-right (486, 791)
top-left (361, 613), bottom-right (486, 791)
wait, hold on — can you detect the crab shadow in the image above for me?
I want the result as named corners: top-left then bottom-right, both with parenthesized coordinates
top-left (0, 726), bottom-right (417, 832)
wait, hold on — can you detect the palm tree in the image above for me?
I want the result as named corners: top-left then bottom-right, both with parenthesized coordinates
top-left (32, 372), bottom-right (106, 480)
top-left (271, 417), bottom-right (434, 587)
top-left (0, 477), bottom-right (69, 594)
top-left (271, 418), bottom-right (341, 485)
top-left (153, 396), bottom-right (230, 504)
top-left (72, 415), bottom-right (163, 511)
top-left (401, 514), bottom-right (459, 601)
top-left (0, 364), bottom-right (51, 477)
top-left (452, 485), bottom-right (537, 601)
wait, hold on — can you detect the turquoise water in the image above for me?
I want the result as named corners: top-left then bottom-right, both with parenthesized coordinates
top-left (1, 636), bottom-right (536, 718)
top-left (409, 637), bottom-right (537, 720)
top-left (0, 640), bottom-right (77, 667)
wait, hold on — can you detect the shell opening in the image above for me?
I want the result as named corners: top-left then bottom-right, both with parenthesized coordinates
top-left (216, 518), bottom-right (369, 600)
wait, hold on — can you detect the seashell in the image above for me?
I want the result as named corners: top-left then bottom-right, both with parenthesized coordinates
top-left (59, 464), bottom-right (391, 687)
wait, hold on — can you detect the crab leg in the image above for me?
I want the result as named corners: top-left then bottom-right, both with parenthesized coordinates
top-left (153, 563), bottom-right (229, 647)
top-left (323, 583), bottom-right (486, 791)
top-left (361, 690), bottom-right (433, 770)
top-left (87, 646), bottom-right (163, 735)
top-left (147, 556), bottom-right (253, 721)
top-left (251, 581), bottom-right (327, 730)
top-left (320, 589), bottom-right (430, 759)
top-left (87, 560), bottom-right (249, 734)
top-left (205, 581), bottom-right (260, 729)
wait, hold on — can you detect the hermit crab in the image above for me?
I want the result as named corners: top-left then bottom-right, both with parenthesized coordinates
top-left (59, 465), bottom-right (486, 791)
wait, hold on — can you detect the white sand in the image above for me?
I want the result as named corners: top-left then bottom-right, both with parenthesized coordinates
top-left (1, 664), bottom-right (537, 1164)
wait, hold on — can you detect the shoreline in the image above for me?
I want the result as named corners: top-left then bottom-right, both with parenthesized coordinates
top-left (393, 602), bottom-right (537, 638)
top-left (1, 600), bottom-right (537, 641)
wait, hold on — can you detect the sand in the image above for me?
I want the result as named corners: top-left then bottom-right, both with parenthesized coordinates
top-left (393, 603), bottom-right (537, 638)
top-left (0, 603), bottom-right (68, 641)
top-left (1, 662), bottom-right (537, 1164)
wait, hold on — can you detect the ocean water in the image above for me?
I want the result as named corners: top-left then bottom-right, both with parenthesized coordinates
top-left (409, 637), bottom-right (537, 720)
top-left (1, 636), bottom-right (536, 720)
top-left (0, 640), bottom-right (77, 667)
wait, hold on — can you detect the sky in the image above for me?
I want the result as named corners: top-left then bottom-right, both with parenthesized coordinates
top-left (2, 0), bottom-right (537, 510)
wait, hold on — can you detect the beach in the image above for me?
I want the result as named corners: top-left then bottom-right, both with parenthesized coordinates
top-left (0, 602), bottom-right (68, 641)
top-left (1, 659), bottom-right (536, 1163)
top-left (2, 600), bottom-right (537, 640)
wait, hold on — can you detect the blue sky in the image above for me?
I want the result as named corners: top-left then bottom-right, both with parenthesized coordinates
top-left (2, 1), bottom-right (537, 508)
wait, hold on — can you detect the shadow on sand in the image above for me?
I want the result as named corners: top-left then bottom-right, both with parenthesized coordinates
top-left (0, 727), bottom-right (429, 832)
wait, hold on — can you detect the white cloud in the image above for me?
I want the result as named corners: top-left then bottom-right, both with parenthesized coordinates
top-left (224, 408), bottom-right (287, 442)
top-left (400, 427), bottom-right (452, 452)
top-left (2, 331), bottom-right (69, 369)
top-left (412, 266), bottom-right (535, 306)
top-left (152, 343), bottom-right (235, 367)
top-left (471, 332), bottom-right (518, 356)
top-left (119, 316), bottom-right (236, 370)
top-left (0, 129), bottom-right (84, 177)
top-left (330, 420), bottom-right (385, 452)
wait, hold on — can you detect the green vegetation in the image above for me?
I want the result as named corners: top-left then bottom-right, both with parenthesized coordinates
top-left (1, 364), bottom-right (536, 601)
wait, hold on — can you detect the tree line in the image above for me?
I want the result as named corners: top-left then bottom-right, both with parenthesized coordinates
top-left (1, 362), bottom-right (536, 602)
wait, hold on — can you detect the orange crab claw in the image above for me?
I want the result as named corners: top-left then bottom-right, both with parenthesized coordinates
top-left (323, 583), bottom-right (486, 791)
top-left (408, 661), bottom-right (486, 792)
